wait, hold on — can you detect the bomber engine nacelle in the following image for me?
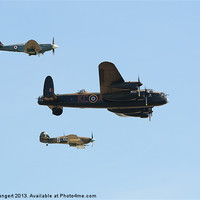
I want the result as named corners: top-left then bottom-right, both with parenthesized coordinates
top-left (112, 81), bottom-right (142, 91)
top-left (52, 107), bottom-right (63, 116)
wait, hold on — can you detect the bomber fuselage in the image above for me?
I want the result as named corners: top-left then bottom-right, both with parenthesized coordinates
top-left (38, 90), bottom-right (168, 109)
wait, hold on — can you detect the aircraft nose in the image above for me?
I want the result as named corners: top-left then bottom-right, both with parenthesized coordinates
top-left (52, 44), bottom-right (58, 49)
top-left (160, 92), bottom-right (168, 104)
top-left (163, 94), bottom-right (168, 104)
top-left (166, 96), bottom-right (169, 103)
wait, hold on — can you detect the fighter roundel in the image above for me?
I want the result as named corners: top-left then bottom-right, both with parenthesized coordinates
top-left (89, 94), bottom-right (98, 103)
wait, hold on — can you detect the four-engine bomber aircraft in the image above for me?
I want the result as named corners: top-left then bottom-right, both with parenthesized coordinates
top-left (40, 131), bottom-right (95, 149)
top-left (0, 38), bottom-right (58, 56)
top-left (38, 61), bottom-right (168, 121)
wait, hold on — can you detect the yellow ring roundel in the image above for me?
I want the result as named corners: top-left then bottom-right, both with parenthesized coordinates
top-left (89, 94), bottom-right (98, 103)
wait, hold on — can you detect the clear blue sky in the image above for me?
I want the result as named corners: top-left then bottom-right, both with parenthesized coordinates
top-left (0, 1), bottom-right (200, 199)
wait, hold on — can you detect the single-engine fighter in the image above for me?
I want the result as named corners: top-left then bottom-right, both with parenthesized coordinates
top-left (40, 132), bottom-right (95, 149)
top-left (38, 61), bottom-right (168, 121)
top-left (0, 38), bottom-right (58, 56)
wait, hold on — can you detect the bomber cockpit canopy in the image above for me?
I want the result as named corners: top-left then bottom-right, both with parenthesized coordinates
top-left (78, 89), bottom-right (87, 94)
top-left (147, 89), bottom-right (155, 93)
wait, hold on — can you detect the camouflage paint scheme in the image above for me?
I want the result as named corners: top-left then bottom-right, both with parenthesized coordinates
top-left (40, 132), bottom-right (95, 149)
top-left (38, 62), bottom-right (168, 121)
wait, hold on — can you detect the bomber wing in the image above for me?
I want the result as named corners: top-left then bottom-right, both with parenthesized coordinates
top-left (99, 61), bottom-right (124, 94)
top-left (99, 62), bottom-right (142, 100)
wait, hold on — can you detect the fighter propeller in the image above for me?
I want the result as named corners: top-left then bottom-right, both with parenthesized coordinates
top-left (52, 37), bottom-right (58, 55)
top-left (91, 132), bottom-right (95, 148)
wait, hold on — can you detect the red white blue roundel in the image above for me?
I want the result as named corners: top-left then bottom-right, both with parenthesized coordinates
top-left (14, 45), bottom-right (18, 50)
top-left (89, 94), bottom-right (98, 103)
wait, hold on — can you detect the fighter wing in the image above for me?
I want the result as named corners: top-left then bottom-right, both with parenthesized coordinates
top-left (108, 107), bottom-right (153, 118)
top-left (24, 40), bottom-right (41, 54)
top-left (67, 134), bottom-right (83, 145)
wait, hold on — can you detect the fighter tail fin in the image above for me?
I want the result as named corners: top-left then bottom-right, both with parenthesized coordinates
top-left (40, 131), bottom-right (50, 143)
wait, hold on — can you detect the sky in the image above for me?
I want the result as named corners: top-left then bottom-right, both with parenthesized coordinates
top-left (0, 1), bottom-right (200, 199)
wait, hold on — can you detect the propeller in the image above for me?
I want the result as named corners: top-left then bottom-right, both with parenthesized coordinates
top-left (145, 87), bottom-right (148, 106)
top-left (52, 37), bottom-right (58, 54)
top-left (138, 76), bottom-right (141, 96)
top-left (91, 132), bottom-right (95, 148)
top-left (148, 108), bottom-right (153, 123)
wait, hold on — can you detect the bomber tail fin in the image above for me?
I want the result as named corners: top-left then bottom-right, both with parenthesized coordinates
top-left (0, 41), bottom-right (3, 47)
top-left (42, 76), bottom-right (63, 116)
top-left (43, 76), bottom-right (57, 100)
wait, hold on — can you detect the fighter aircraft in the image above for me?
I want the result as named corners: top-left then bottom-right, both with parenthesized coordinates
top-left (40, 131), bottom-right (95, 149)
top-left (0, 38), bottom-right (58, 56)
top-left (38, 61), bottom-right (168, 121)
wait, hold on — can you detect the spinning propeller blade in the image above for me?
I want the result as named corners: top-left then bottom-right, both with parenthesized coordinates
top-left (149, 113), bottom-right (152, 123)
top-left (145, 87), bottom-right (148, 106)
top-left (91, 132), bottom-right (95, 148)
top-left (52, 37), bottom-right (58, 55)
top-left (148, 108), bottom-right (153, 122)
top-left (138, 76), bottom-right (141, 96)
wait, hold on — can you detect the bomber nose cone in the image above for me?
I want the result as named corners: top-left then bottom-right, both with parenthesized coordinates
top-left (166, 96), bottom-right (169, 104)
top-left (52, 44), bottom-right (58, 49)
top-left (160, 92), bottom-right (168, 105)
top-left (164, 93), bottom-right (168, 104)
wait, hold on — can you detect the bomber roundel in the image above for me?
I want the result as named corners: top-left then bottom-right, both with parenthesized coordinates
top-left (49, 88), bottom-right (54, 93)
top-left (89, 94), bottom-right (98, 103)
top-left (14, 45), bottom-right (18, 50)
